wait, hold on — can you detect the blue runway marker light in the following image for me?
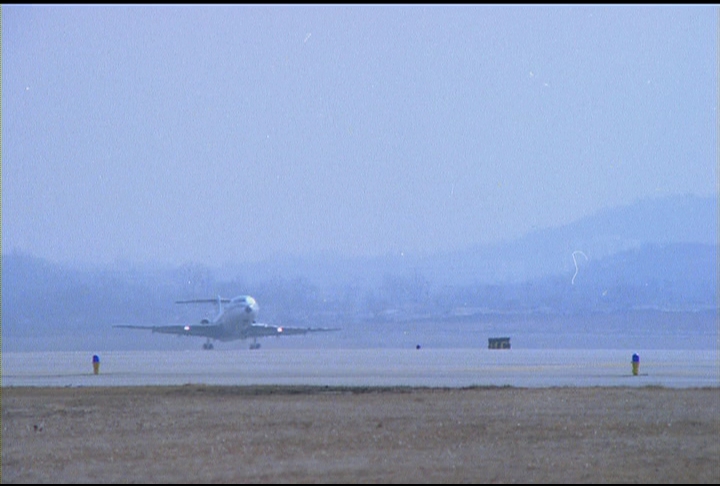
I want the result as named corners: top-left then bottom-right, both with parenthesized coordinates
top-left (632, 353), bottom-right (639, 376)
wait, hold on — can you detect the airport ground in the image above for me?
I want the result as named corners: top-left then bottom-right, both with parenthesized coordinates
top-left (2, 385), bottom-right (719, 483)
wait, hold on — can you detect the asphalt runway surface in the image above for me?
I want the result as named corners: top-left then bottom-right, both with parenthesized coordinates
top-left (3, 348), bottom-right (717, 388)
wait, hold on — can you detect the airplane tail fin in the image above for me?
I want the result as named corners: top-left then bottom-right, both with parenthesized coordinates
top-left (175, 297), bottom-right (231, 305)
top-left (176, 296), bottom-right (229, 322)
top-left (216, 295), bottom-right (224, 320)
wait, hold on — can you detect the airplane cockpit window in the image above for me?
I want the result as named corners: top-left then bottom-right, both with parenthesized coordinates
top-left (231, 296), bottom-right (256, 306)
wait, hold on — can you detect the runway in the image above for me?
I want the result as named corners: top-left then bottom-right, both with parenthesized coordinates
top-left (3, 348), bottom-right (718, 388)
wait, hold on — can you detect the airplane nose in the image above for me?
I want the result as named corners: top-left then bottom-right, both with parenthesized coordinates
top-left (245, 305), bottom-right (253, 313)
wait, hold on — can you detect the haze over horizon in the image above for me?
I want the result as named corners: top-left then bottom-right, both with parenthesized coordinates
top-left (3, 5), bottom-right (717, 268)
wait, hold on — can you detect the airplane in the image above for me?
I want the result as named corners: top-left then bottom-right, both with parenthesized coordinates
top-left (114, 295), bottom-right (337, 350)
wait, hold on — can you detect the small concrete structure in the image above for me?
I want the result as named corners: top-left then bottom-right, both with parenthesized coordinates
top-left (488, 337), bottom-right (511, 349)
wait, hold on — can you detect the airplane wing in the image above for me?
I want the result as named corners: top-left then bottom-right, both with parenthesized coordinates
top-left (246, 323), bottom-right (341, 339)
top-left (113, 324), bottom-right (226, 340)
top-left (114, 323), bottom-right (339, 341)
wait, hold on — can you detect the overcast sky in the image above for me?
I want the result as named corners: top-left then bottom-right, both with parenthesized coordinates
top-left (3, 5), bottom-right (717, 267)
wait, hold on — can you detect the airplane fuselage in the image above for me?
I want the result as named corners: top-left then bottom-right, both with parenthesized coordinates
top-left (214, 295), bottom-right (259, 333)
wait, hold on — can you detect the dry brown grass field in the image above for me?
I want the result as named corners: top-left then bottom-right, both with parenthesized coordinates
top-left (3, 385), bottom-right (719, 483)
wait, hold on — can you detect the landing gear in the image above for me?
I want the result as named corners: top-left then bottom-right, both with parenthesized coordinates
top-left (249, 341), bottom-right (261, 350)
top-left (202, 339), bottom-right (214, 350)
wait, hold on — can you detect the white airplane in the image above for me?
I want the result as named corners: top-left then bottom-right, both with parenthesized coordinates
top-left (114, 295), bottom-right (337, 350)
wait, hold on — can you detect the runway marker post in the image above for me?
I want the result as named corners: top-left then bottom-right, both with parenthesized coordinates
top-left (92, 354), bottom-right (100, 375)
top-left (632, 353), bottom-right (639, 376)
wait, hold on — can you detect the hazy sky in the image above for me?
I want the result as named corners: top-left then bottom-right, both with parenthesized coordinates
top-left (3, 5), bottom-right (717, 267)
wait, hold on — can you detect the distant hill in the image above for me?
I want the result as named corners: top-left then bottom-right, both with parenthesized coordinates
top-left (224, 194), bottom-right (717, 287)
top-left (409, 193), bottom-right (718, 285)
top-left (528, 242), bottom-right (718, 313)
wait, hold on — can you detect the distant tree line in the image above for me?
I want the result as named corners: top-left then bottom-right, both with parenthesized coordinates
top-left (2, 242), bottom-right (716, 341)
